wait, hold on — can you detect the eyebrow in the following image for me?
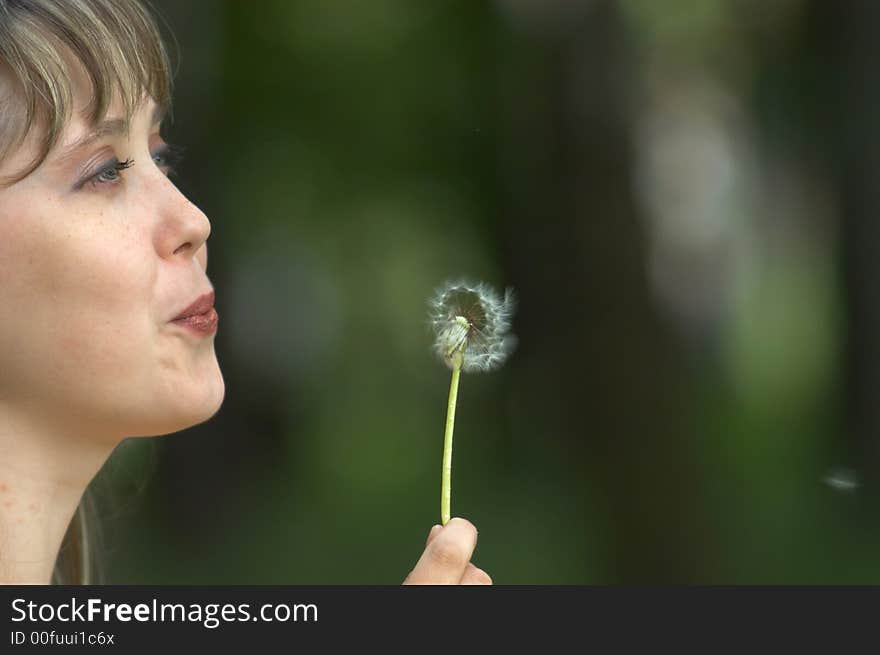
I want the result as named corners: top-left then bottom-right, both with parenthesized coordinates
top-left (53, 103), bottom-right (166, 165)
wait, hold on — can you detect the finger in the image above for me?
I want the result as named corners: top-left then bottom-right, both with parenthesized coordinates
top-left (425, 524), bottom-right (442, 547)
top-left (460, 563), bottom-right (493, 585)
top-left (403, 517), bottom-right (478, 585)
top-left (402, 526), bottom-right (444, 584)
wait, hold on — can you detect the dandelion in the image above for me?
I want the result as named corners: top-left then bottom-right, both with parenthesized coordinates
top-left (427, 279), bottom-right (517, 525)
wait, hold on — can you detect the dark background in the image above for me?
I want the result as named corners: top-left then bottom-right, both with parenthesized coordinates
top-left (97, 0), bottom-right (880, 583)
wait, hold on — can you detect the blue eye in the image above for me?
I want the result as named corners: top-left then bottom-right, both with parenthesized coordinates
top-left (81, 158), bottom-right (134, 190)
top-left (152, 143), bottom-right (185, 175)
top-left (96, 169), bottom-right (118, 182)
top-left (76, 143), bottom-right (185, 191)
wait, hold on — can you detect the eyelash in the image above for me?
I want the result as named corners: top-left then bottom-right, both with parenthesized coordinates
top-left (82, 144), bottom-right (185, 191)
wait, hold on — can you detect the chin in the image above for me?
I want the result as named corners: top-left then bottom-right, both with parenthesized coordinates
top-left (184, 369), bottom-right (226, 426)
top-left (128, 364), bottom-right (226, 438)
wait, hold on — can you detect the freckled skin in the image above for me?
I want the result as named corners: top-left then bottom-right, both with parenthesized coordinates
top-left (0, 53), bottom-right (226, 584)
top-left (0, 87), bottom-right (225, 438)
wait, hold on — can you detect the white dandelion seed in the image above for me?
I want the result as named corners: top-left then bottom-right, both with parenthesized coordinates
top-left (426, 279), bottom-right (517, 525)
top-left (427, 279), bottom-right (518, 373)
top-left (822, 467), bottom-right (860, 494)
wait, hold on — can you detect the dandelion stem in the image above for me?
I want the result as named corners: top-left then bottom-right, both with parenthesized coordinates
top-left (441, 350), bottom-right (463, 526)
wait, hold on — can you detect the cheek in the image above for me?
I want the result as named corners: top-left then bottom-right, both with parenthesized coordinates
top-left (49, 226), bottom-right (151, 316)
top-left (0, 202), bottom-right (157, 386)
top-left (55, 242), bottom-right (156, 374)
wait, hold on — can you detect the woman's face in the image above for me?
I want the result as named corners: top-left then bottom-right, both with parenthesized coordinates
top-left (0, 65), bottom-right (224, 440)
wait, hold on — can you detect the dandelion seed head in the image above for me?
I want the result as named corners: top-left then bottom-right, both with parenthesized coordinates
top-left (427, 279), bottom-right (517, 373)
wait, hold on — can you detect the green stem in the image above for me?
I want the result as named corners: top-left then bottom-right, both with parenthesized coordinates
top-left (441, 351), bottom-right (463, 526)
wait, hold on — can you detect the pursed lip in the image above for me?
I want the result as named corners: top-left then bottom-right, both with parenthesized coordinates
top-left (171, 290), bottom-right (215, 321)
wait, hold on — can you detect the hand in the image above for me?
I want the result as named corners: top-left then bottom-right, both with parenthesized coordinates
top-left (402, 517), bottom-right (493, 585)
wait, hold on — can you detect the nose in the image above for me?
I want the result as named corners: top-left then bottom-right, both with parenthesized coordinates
top-left (153, 177), bottom-right (212, 262)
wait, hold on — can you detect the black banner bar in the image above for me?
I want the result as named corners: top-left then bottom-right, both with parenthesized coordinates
top-left (0, 586), bottom-right (875, 650)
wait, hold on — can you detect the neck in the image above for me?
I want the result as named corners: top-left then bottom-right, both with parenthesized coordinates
top-left (0, 405), bottom-right (118, 584)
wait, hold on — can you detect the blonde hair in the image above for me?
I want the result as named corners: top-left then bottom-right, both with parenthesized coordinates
top-left (52, 490), bottom-right (101, 585)
top-left (0, 0), bottom-right (174, 185)
top-left (0, 0), bottom-right (175, 583)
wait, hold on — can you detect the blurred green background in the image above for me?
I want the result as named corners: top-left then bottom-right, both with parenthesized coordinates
top-left (96, 0), bottom-right (880, 583)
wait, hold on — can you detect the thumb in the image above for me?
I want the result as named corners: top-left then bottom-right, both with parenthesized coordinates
top-left (425, 524), bottom-right (443, 547)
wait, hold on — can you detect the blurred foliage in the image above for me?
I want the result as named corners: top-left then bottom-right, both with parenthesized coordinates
top-left (97, 0), bottom-right (880, 583)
